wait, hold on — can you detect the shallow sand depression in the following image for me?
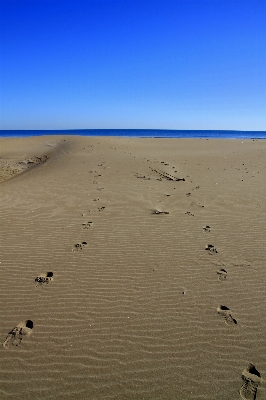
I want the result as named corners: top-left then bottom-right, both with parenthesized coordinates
top-left (0, 136), bottom-right (265, 399)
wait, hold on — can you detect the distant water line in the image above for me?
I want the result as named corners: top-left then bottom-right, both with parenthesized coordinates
top-left (0, 129), bottom-right (266, 139)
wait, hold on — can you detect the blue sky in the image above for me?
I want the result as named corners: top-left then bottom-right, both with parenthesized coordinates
top-left (0, 0), bottom-right (265, 130)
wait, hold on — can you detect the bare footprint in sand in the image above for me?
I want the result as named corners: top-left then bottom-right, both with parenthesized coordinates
top-left (3, 320), bottom-right (34, 348)
top-left (82, 221), bottom-right (93, 229)
top-left (205, 244), bottom-right (218, 254)
top-left (72, 242), bottom-right (88, 251)
top-left (35, 271), bottom-right (54, 286)
top-left (240, 363), bottom-right (262, 400)
top-left (217, 268), bottom-right (227, 280)
top-left (217, 305), bottom-right (237, 325)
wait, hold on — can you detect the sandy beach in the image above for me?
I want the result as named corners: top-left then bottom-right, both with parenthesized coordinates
top-left (0, 136), bottom-right (265, 399)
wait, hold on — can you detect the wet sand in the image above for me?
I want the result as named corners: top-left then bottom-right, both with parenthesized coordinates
top-left (0, 136), bottom-right (265, 399)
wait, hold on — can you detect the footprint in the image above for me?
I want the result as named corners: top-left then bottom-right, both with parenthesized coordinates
top-left (240, 363), bottom-right (261, 400)
top-left (217, 268), bottom-right (227, 280)
top-left (72, 242), bottom-right (87, 251)
top-left (203, 225), bottom-right (211, 232)
top-left (3, 320), bottom-right (34, 348)
top-left (136, 173), bottom-right (150, 180)
top-left (35, 271), bottom-right (54, 286)
top-left (185, 211), bottom-right (194, 216)
top-left (82, 221), bottom-right (93, 229)
top-left (81, 212), bottom-right (91, 217)
top-left (205, 244), bottom-right (218, 254)
top-left (217, 305), bottom-right (237, 325)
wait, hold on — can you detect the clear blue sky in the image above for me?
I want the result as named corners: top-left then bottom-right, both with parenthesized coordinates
top-left (0, 0), bottom-right (265, 130)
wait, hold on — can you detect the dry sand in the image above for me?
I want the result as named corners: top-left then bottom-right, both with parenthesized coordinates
top-left (0, 136), bottom-right (265, 399)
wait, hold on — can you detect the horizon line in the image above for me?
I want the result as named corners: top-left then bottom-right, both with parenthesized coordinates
top-left (1, 128), bottom-right (266, 132)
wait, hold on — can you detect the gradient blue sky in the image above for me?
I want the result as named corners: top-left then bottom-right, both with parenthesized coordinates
top-left (0, 0), bottom-right (265, 130)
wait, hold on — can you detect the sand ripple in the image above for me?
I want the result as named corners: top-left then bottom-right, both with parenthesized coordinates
top-left (1, 137), bottom-right (265, 399)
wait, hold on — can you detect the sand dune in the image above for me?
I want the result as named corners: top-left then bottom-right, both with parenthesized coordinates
top-left (0, 136), bottom-right (265, 399)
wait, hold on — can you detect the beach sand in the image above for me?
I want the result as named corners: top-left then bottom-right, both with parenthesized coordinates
top-left (0, 136), bottom-right (265, 399)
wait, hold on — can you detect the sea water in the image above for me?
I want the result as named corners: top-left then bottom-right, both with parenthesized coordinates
top-left (0, 129), bottom-right (265, 139)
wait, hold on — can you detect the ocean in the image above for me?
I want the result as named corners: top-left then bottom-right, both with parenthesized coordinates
top-left (0, 129), bottom-right (265, 139)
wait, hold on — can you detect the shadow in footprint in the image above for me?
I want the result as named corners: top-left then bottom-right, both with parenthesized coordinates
top-left (217, 268), bottom-right (227, 280)
top-left (3, 320), bottom-right (34, 348)
top-left (35, 272), bottom-right (53, 286)
top-left (217, 305), bottom-right (237, 325)
top-left (240, 363), bottom-right (261, 400)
